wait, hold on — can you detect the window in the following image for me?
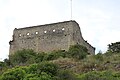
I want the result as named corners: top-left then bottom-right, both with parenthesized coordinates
top-left (62, 28), bottom-right (65, 31)
top-left (35, 31), bottom-right (38, 34)
top-left (19, 34), bottom-right (21, 37)
top-left (27, 32), bottom-right (30, 35)
top-left (53, 29), bottom-right (55, 32)
top-left (44, 31), bottom-right (47, 33)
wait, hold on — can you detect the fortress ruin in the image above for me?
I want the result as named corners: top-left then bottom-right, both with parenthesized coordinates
top-left (9, 20), bottom-right (95, 55)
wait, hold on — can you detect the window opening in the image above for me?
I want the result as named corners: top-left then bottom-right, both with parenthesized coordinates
top-left (19, 34), bottom-right (21, 37)
top-left (27, 32), bottom-right (30, 35)
top-left (53, 29), bottom-right (55, 32)
top-left (35, 31), bottom-right (38, 34)
top-left (44, 31), bottom-right (47, 33)
top-left (62, 28), bottom-right (65, 30)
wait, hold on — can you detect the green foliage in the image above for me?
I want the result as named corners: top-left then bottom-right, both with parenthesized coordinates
top-left (0, 61), bottom-right (4, 69)
top-left (27, 64), bottom-right (38, 74)
top-left (0, 62), bottom-right (59, 80)
top-left (94, 53), bottom-right (103, 61)
top-left (37, 62), bottom-right (58, 76)
top-left (58, 70), bottom-right (78, 80)
top-left (24, 72), bottom-right (53, 80)
top-left (44, 50), bottom-right (67, 61)
top-left (44, 52), bottom-right (59, 61)
top-left (3, 59), bottom-right (11, 66)
top-left (9, 49), bottom-right (36, 66)
top-left (0, 61), bottom-right (5, 74)
top-left (68, 44), bottom-right (88, 60)
top-left (2, 42), bottom-right (120, 79)
top-left (108, 42), bottom-right (120, 53)
top-left (1, 67), bottom-right (26, 80)
top-left (78, 71), bottom-right (120, 80)
top-left (35, 52), bottom-right (46, 63)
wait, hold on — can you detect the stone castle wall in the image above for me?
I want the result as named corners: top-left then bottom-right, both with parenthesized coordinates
top-left (9, 20), bottom-right (95, 55)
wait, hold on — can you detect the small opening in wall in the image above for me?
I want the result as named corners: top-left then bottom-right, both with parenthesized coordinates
top-left (27, 32), bottom-right (30, 35)
top-left (53, 29), bottom-right (55, 32)
top-left (62, 28), bottom-right (65, 30)
top-left (35, 31), bottom-right (38, 34)
top-left (19, 34), bottom-right (21, 37)
top-left (44, 31), bottom-right (47, 33)
top-left (65, 35), bottom-right (67, 36)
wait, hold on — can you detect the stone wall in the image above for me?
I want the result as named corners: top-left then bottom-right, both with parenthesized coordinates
top-left (9, 20), bottom-right (95, 55)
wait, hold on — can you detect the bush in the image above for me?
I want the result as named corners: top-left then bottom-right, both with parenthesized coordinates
top-left (68, 44), bottom-right (88, 60)
top-left (0, 62), bottom-right (59, 80)
top-left (78, 71), bottom-right (120, 80)
top-left (24, 72), bottom-right (53, 80)
top-left (35, 52), bottom-right (46, 63)
top-left (94, 53), bottom-right (103, 61)
top-left (58, 70), bottom-right (78, 80)
top-left (37, 62), bottom-right (58, 76)
top-left (43, 50), bottom-right (68, 61)
top-left (9, 49), bottom-right (36, 66)
top-left (43, 52), bottom-right (59, 61)
top-left (1, 68), bottom-right (26, 80)
top-left (27, 64), bottom-right (38, 74)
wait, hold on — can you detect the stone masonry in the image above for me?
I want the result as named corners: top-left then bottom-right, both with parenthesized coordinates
top-left (9, 20), bottom-right (95, 55)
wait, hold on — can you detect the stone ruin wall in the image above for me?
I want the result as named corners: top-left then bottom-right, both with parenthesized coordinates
top-left (9, 20), bottom-right (95, 55)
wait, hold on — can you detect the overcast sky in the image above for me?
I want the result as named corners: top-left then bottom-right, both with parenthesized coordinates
top-left (0, 0), bottom-right (120, 61)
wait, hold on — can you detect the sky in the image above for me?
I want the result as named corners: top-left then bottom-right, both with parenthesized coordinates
top-left (0, 0), bottom-right (120, 61)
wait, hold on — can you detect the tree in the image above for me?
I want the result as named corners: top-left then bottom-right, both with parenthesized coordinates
top-left (107, 42), bottom-right (120, 53)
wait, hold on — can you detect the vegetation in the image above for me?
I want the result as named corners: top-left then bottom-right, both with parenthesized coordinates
top-left (107, 42), bottom-right (120, 53)
top-left (78, 71), bottom-right (120, 80)
top-left (0, 42), bottom-right (120, 80)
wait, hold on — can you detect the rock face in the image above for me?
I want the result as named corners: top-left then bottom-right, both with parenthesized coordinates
top-left (9, 20), bottom-right (95, 55)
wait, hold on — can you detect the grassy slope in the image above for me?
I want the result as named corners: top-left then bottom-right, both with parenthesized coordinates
top-left (52, 53), bottom-right (120, 74)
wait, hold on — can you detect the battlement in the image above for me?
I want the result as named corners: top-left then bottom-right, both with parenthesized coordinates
top-left (9, 20), bottom-right (95, 55)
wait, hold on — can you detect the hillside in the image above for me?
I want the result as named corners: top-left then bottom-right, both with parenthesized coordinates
top-left (0, 43), bottom-right (120, 80)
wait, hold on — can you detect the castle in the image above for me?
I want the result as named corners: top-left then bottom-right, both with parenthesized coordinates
top-left (9, 20), bottom-right (95, 55)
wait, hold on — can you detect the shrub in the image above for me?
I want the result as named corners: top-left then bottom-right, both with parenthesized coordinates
top-left (94, 53), bottom-right (103, 61)
top-left (78, 71), bottom-right (120, 80)
top-left (43, 52), bottom-right (59, 61)
top-left (58, 70), bottom-right (78, 80)
top-left (35, 52), bottom-right (46, 63)
top-left (68, 44), bottom-right (88, 60)
top-left (43, 50), bottom-right (68, 61)
top-left (37, 62), bottom-right (58, 76)
top-left (27, 64), bottom-right (38, 74)
top-left (24, 72), bottom-right (54, 80)
top-left (1, 68), bottom-right (26, 80)
top-left (9, 49), bottom-right (36, 66)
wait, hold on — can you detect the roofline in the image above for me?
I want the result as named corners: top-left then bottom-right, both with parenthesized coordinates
top-left (14, 20), bottom-right (77, 30)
